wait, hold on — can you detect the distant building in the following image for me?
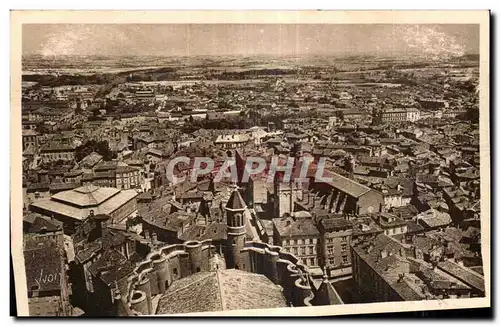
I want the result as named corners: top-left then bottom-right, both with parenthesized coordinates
top-left (84, 162), bottom-right (143, 190)
top-left (274, 181), bottom-right (302, 218)
top-left (215, 133), bottom-right (250, 149)
top-left (380, 108), bottom-right (421, 123)
top-left (134, 90), bottom-right (155, 102)
top-left (22, 129), bottom-right (40, 151)
top-left (310, 169), bottom-right (385, 215)
top-left (69, 212), bottom-right (144, 316)
top-left (418, 98), bottom-right (449, 110)
top-left (24, 235), bottom-right (72, 316)
top-left (272, 214), bottom-right (320, 269)
top-left (115, 189), bottom-right (339, 315)
top-left (372, 212), bottom-right (408, 237)
top-left (30, 184), bottom-right (138, 233)
top-left (78, 152), bottom-right (103, 172)
top-left (40, 143), bottom-right (76, 163)
top-left (351, 234), bottom-right (479, 303)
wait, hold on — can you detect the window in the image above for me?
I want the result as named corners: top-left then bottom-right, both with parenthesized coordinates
top-left (309, 258), bottom-right (315, 266)
top-left (297, 239), bottom-right (303, 245)
top-left (290, 239), bottom-right (295, 245)
top-left (308, 246), bottom-right (314, 255)
top-left (329, 258), bottom-right (335, 265)
top-left (341, 236), bottom-right (348, 243)
top-left (293, 247), bottom-right (298, 255)
top-left (283, 240), bottom-right (288, 246)
top-left (305, 239), bottom-right (310, 245)
top-left (341, 243), bottom-right (348, 252)
top-left (300, 247), bottom-right (305, 255)
top-left (327, 245), bottom-right (334, 255)
top-left (173, 268), bottom-right (178, 276)
top-left (342, 255), bottom-right (349, 264)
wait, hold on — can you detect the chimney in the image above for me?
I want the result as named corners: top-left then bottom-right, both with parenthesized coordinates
top-left (30, 285), bottom-right (40, 298)
top-left (380, 249), bottom-right (388, 258)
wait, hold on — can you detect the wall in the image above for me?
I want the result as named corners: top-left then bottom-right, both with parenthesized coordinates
top-left (320, 229), bottom-right (352, 271)
top-left (357, 190), bottom-right (384, 215)
top-left (121, 239), bottom-right (318, 315)
top-left (110, 198), bottom-right (137, 224)
top-left (279, 236), bottom-right (319, 267)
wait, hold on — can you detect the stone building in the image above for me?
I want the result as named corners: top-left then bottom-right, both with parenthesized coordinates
top-left (112, 189), bottom-right (339, 315)
top-left (317, 217), bottom-right (353, 277)
top-left (272, 214), bottom-right (320, 270)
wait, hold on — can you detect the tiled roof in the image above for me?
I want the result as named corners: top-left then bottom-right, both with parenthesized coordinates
top-left (437, 260), bottom-right (485, 293)
top-left (156, 269), bottom-right (288, 315)
top-left (417, 209), bottom-right (452, 229)
top-left (273, 216), bottom-right (320, 238)
top-left (79, 152), bottom-right (103, 167)
top-left (322, 169), bottom-right (372, 198)
top-left (29, 296), bottom-right (62, 316)
top-left (31, 188), bottom-right (138, 221)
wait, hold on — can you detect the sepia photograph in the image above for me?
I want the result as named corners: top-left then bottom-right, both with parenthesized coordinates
top-left (10, 10), bottom-right (490, 317)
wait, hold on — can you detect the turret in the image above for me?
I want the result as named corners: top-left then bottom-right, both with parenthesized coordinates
top-left (224, 188), bottom-right (247, 269)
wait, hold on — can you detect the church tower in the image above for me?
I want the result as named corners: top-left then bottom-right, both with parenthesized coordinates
top-left (224, 188), bottom-right (247, 270)
top-left (274, 181), bottom-right (298, 218)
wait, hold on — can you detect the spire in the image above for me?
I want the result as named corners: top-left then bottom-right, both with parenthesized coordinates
top-left (225, 187), bottom-right (246, 211)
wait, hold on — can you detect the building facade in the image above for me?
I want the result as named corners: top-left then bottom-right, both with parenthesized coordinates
top-left (272, 215), bottom-right (320, 268)
top-left (317, 217), bottom-right (353, 277)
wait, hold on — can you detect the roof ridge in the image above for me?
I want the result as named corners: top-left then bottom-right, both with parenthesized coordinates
top-left (215, 270), bottom-right (226, 311)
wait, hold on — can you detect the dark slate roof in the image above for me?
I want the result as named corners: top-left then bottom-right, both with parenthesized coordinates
top-left (24, 237), bottom-right (62, 292)
top-left (437, 260), bottom-right (485, 293)
top-left (225, 190), bottom-right (246, 210)
top-left (25, 215), bottom-right (63, 234)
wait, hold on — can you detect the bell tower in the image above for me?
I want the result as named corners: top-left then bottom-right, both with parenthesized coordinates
top-left (224, 187), bottom-right (247, 269)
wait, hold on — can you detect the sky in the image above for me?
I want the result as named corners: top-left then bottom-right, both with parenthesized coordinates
top-left (22, 24), bottom-right (479, 59)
